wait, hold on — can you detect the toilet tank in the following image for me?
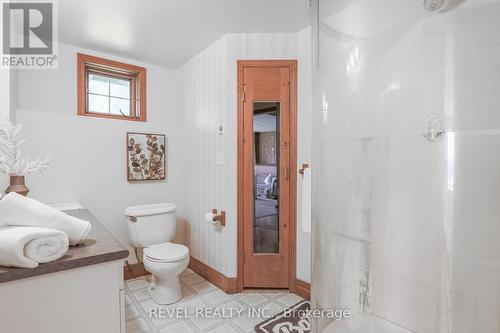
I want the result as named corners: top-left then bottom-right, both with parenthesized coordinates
top-left (125, 203), bottom-right (176, 248)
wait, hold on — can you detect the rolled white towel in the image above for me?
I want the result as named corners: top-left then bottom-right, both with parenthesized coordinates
top-left (0, 226), bottom-right (69, 268)
top-left (0, 193), bottom-right (91, 245)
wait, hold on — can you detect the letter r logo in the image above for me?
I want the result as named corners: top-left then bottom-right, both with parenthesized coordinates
top-left (2, 2), bottom-right (53, 54)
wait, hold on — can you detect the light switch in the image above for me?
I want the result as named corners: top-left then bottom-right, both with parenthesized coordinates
top-left (216, 153), bottom-right (224, 166)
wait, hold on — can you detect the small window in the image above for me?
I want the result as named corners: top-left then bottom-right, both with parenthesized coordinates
top-left (77, 53), bottom-right (146, 122)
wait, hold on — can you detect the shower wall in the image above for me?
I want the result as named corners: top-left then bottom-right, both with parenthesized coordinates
top-left (311, 0), bottom-right (500, 332)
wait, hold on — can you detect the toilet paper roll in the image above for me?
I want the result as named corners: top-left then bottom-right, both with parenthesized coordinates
top-left (205, 212), bottom-right (217, 225)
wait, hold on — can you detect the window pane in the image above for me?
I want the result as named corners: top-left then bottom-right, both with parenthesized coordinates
top-left (253, 102), bottom-right (280, 254)
top-left (110, 77), bottom-right (130, 99)
top-left (88, 74), bottom-right (109, 95)
top-left (88, 94), bottom-right (109, 114)
top-left (110, 97), bottom-right (130, 116)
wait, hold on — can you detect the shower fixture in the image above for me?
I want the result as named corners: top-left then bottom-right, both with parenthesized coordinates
top-left (422, 115), bottom-right (447, 142)
top-left (423, 0), bottom-right (446, 11)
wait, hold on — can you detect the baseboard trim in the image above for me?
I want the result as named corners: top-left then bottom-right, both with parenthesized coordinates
top-left (125, 258), bottom-right (307, 299)
top-left (189, 256), bottom-right (238, 294)
top-left (293, 279), bottom-right (310, 300)
top-left (124, 262), bottom-right (148, 280)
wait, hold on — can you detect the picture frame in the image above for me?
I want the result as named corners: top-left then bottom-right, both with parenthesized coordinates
top-left (127, 132), bottom-right (166, 181)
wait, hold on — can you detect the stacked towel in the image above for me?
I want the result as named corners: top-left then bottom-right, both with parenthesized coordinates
top-left (0, 226), bottom-right (69, 268)
top-left (0, 193), bottom-right (91, 246)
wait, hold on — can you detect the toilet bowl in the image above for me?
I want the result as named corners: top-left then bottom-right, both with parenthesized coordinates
top-left (125, 203), bottom-right (190, 305)
top-left (143, 242), bottom-right (189, 304)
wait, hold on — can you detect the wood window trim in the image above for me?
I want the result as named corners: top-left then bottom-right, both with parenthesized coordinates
top-left (77, 53), bottom-right (147, 122)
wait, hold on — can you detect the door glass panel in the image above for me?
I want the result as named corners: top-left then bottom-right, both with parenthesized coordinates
top-left (253, 101), bottom-right (280, 254)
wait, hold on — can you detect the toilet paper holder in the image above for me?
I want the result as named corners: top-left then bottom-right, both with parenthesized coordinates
top-left (212, 209), bottom-right (226, 226)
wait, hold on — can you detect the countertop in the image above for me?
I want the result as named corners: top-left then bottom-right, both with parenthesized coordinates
top-left (0, 209), bottom-right (129, 283)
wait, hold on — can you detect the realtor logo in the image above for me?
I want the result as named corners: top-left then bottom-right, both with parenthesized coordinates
top-left (1, 1), bottom-right (58, 69)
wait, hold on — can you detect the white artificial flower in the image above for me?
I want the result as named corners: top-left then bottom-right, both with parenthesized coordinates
top-left (0, 121), bottom-right (55, 176)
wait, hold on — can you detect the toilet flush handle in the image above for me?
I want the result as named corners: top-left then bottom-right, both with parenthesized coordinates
top-left (128, 216), bottom-right (137, 223)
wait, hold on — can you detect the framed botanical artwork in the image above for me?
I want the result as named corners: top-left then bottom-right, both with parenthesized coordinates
top-left (127, 132), bottom-right (166, 181)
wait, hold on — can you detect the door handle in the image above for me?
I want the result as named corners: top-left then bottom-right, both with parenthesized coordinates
top-left (284, 167), bottom-right (289, 180)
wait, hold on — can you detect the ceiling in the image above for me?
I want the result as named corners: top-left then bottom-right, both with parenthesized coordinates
top-left (58, 0), bottom-right (309, 68)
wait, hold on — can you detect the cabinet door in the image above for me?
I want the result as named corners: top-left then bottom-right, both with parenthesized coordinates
top-left (0, 261), bottom-right (125, 333)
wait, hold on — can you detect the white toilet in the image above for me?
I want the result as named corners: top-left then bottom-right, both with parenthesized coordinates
top-left (125, 203), bottom-right (189, 305)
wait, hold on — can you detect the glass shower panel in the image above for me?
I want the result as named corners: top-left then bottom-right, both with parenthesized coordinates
top-left (311, 0), bottom-right (500, 332)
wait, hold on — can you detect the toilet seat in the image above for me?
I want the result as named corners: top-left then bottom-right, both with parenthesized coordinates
top-left (144, 242), bottom-right (189, 263)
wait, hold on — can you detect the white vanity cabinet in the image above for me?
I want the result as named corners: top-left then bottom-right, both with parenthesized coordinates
top-left (0, 209), bottom-right (128, 333)
top-left (0, 261), bottom-right (125, 333)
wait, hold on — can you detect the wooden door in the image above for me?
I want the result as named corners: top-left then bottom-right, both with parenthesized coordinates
top-left (238, 61), bottom-right (296, 289)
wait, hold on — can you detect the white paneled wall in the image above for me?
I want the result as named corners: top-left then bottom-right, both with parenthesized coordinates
top-left (246, 33), bottom-right (298, 59)
top-left (177, 34), bottom-right (244, 278)
top-left (296, 27), bottom-right (313, 283)
top-left (177, 32), bottom-right (312, 280)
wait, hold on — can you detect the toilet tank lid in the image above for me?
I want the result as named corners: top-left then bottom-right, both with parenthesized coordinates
top-left (125, 203), bottom-right (176, 217)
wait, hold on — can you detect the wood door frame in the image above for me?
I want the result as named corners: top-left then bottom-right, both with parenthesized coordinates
top-left (236, 60), bottom-right (298, 292)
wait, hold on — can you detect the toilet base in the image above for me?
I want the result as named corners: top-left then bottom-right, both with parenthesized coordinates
top-left (142, 252), bottom-right (190, 305)
top-left (150, 274), bottom-right (182, 305)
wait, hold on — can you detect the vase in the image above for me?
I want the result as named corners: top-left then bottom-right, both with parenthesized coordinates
top-left (5, 175), bottom-right (30, 196)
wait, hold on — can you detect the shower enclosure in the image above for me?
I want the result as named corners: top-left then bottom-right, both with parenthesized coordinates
top-left (311, 0), bottom-right (500, 332)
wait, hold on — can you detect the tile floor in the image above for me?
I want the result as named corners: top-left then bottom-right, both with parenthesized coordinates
top-left (124, 269), bottom-right (305, 333)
